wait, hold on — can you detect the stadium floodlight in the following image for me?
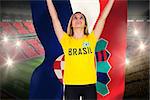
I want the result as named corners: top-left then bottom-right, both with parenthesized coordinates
top-left (134, 29), bottom-right (138, 36)
top-left (3, 36), bottom-right (9, 42)
top-left (125, 58), bottom-right (130, 65)
top-left (139, 41), bottom-right (146, 51)
top-left (16, 40), bottom-right (21, 47)
top-left (6, 57), bottom-right (14, 67)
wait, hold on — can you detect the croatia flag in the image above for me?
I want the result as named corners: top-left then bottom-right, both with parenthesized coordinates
top-left (30, 0), bottom-right (127, 99)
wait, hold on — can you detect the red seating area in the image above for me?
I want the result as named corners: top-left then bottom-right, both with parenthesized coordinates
top-left (26, 39), bottom-right (45, 55)
top-left (0, 21), bottom-right (44, 64)
top-left (0, 22), bottom-right (17, 35)
top-left (12, 22), bottom-right (30, 34)
top-left (23, 21), bottom-right (35, 33)
top-left (21, 40), bottom-right (39, 58)
top-left (0, 39), bottom-right (44, 64)
top-left (0, 21), bottom-right (36, 35)
top-left (4, 41), bottom-right (26, 60)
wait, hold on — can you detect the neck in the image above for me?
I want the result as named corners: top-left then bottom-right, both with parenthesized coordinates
top-left (73, 28), bottom-right (84, 39)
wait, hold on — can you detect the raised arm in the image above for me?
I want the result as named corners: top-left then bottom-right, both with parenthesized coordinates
top-left (94, 0), bottom-right (114, 40)
top-left (46, 0), bottom-right (64, 41)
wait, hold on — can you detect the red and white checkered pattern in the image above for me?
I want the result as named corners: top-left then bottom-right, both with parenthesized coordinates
top-left (53, 54), bottom-right (64, 83)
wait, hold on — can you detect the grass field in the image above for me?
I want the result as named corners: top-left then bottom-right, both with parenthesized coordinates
top-left (1, 56), bottom-right (44, 99)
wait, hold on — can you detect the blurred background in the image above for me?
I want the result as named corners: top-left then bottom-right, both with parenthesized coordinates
top-left (0, 0), bottom-right (149, 99)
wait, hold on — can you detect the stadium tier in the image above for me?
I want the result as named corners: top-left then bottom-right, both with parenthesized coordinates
top-left (21, 40), bottom-right (39, 58)
top-left (0, 22), bottom-right (17, 35)
top-left (2, 41), bottom-right (26, 60)
top-left (0, 21), bottom-right (45, 65)
top-left (125, 53), bottom-right (149, 98)
top-left (0, 21), bottom-right (35, 35)
top-left (26, 39), bottom-right (45, 55)
top-left (12, 22), bottom-right (29, 34)
top-left (0, 49), bottom-right (5, 64)
top-left (22, 21), bottom-right (35, 33)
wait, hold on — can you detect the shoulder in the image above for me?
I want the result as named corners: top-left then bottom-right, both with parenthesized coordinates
top-left (60, 32), bottom-right (70, 43)
top-left (87, 31), bottom-right (98, 42)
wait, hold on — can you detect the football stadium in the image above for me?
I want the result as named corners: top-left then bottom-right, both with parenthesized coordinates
top-left (0, 0), bottom-right (149, 99)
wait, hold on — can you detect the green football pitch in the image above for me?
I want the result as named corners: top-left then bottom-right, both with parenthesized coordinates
top-left (1, 56), bottom-right (44, 99)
